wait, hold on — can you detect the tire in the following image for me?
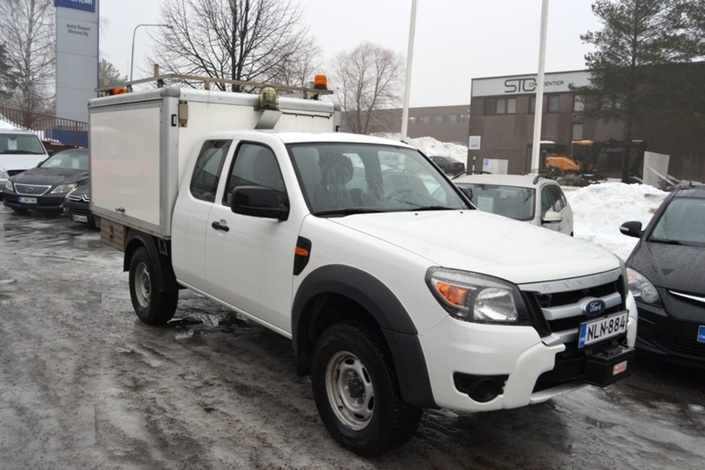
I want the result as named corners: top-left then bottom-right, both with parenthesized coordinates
top-left (128, 246), bottom-right (178, 325)
top-left (311, 322), bottom-right (422, 457)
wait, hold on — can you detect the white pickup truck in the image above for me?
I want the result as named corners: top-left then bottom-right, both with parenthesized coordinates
top-left (90, 79), bottom-right (636, 456)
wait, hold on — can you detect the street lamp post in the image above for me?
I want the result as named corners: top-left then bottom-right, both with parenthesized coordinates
top-left (130, 23), bottom-right (170, 82)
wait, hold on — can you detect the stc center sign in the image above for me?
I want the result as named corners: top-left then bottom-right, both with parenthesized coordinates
top-left (471, 70), bottom-right (590, 97)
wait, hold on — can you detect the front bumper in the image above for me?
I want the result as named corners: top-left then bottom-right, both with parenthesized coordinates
top-left (420, 316), bottom-right (635, 412)
top-left (3, 193), bottom-right (67, 213)
top-left (635, 295), bottom-right (705, 368)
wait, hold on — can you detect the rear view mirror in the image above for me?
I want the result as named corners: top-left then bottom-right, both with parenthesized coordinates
top-left (619, 221), bottom-right (643, 238)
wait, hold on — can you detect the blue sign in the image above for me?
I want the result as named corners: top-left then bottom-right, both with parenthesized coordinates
top-left (54, 0), bottom-right (96, 13)
top-left (698, 325), bottom-right (705, 344)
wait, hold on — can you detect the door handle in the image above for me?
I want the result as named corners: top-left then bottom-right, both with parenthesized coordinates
top-left (211, 220), bottom-right (230, 232)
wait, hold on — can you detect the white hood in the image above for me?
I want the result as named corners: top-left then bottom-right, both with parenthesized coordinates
top-left (330, 210), bottom-right (620, 285)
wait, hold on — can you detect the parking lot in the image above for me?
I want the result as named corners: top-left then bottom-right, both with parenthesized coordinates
top-left (0, 206), bottom-right (703, 469)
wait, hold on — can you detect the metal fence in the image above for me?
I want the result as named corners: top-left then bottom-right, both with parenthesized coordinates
top-left (0, 106), bottom-right (88, 148)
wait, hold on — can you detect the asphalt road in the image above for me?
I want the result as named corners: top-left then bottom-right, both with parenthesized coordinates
top-left (0, 207), bottom-right (703, 469)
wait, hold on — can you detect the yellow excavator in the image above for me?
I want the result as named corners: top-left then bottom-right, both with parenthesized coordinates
top-left (544, 139), bottom-right (647, 184)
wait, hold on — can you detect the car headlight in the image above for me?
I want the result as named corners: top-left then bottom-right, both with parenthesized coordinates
top-left (627, 267), bottom-right (660, 304)
top-left (426, 267), bottom-right (530, 324)
top-left (51, 183), bottom-right (78, 194)
top-left (0, 168), bottom-right (8, 179)
top-left (4, 180), bottom-right (13, 192)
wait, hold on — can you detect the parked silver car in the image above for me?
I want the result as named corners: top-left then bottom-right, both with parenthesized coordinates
top-left (453, 173), bottom-right (574, 235)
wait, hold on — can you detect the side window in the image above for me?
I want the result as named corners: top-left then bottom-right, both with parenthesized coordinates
top-left (190, 140), bottom-right (230, 202)
top-left (549, 186), bottom-right (566, 212)
top-left (224, 143), bottom-right (286, 206)
top-left (540, 186), bottom-right (554, 217)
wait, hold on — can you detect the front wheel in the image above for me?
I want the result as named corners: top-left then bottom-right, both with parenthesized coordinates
top-left (128, 246), bottom-right (178, 324)
top-left (311, 322), bottom-right (422, 456)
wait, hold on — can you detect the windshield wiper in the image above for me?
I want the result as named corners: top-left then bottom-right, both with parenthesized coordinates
top-left (314, 208), bottom-right (386, 217)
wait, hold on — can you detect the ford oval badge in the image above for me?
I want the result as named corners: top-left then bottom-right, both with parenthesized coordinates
top-left (581, 298), bottom-right (606, 317)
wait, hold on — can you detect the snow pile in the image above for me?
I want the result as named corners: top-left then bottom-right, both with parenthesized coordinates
top-left (565, 182), bottom-right (668, 260)
top-left (375, 133), bottom-right (467, 161)
top-left (0, 114), bottom-right (17, 130)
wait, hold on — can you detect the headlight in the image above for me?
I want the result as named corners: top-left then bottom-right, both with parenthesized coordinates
top-left (0, 168), bottom-right (8, 179)
top-left (627, 267), bottom-right (659, 304)
top-left (51, 183), bottom-right (78, 194)
top-left (4, 180), bottom-right (13, 192)
top-left (426, 267), bottom-right (530, 324)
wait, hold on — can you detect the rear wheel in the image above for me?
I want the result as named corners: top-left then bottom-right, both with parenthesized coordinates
top-left (311, 322), bottom-right (422, 456)
top-left (128, 246), bottom-right (178, 324)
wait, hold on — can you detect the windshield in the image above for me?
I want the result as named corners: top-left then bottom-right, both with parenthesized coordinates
top-left (456, 183), bottom-right (535, 221)
top-left (649, 197), bottom-right (705, 245)
top-left (288, 143), bottom-right (470, 215)
top-left (40, 149), bottom-right (88, 170)
top-left (0, 133), bottom-right (46, 155)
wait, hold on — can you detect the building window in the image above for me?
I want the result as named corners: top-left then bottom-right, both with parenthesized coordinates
top-left (529, 96), bottom-right (536, 114)
top-left (485, 98), bottom-right (516, 115)
top-left (572, 123), bottom-right (584, 140)
top-left (485, 99), bottom-right (497, 115)
top-left (573, 95), bottom-right (585, 112)
top-left (547, 95), bottom-right (560, 113)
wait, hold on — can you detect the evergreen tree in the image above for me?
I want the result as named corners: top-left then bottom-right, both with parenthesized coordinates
top-left (573, 0), bottom-right (693, 140)
top-left (0, 43), bottom-right (17, 102)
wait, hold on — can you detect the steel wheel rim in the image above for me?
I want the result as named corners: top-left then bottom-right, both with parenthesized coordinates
top-left (325, 350), bottom-right (374, 430)
top-left (134, 262), bottom-right (152, 308)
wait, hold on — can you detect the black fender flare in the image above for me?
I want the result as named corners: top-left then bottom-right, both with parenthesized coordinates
top-left (292, 264), bottom-right (437, 409)
top-left (123, 231), bottom-right (179, 292)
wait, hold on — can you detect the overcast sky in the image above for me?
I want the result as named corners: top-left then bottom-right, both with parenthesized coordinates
top-left (99, 0), bottom-right (602, 108)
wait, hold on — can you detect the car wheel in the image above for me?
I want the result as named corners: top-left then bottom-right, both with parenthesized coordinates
top-left (128, 246), bottom-right (178, 325)
top-left (311, 322), bottom-right (422, 456)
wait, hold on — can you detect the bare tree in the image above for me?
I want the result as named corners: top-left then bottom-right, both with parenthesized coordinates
top-left (100, 59), bottom-right (128, 88)
top-left (331, 42), bottom-right (404, 135)
top-left (151, 0), bottom-right (316, 91)
top-left (0, 0), bottom-right (55, 116)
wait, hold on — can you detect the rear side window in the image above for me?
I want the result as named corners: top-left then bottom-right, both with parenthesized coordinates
top-left (190, 140), bottom-right (231, 202)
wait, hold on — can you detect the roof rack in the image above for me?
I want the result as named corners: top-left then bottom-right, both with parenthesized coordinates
top-left (97, 73), bottom-right (334, 99)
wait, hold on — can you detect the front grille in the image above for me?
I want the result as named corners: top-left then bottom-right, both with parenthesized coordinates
top-left (519, 268), bottom-right (629, 392)
top-left (14, 183), bottom-right (51, 196)
top-left (67, 193), bottom-right (89, 203)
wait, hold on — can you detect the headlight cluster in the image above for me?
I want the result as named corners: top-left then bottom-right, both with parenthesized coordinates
top-left (51, 183), bottom-right (78, 194)
top-left (4, 180), bottom-right (13, 192)
top-left (426, 267), bottom-right (530, 324)
top-left (627, 267), bottom-right (660, 304)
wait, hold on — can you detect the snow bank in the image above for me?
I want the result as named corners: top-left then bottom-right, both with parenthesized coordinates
top-left (565, 182), bottom-right (668, 260)
top-left (375, 132), bottom-right (467, 161)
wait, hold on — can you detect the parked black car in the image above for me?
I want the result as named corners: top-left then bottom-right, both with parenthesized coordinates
top-left (3, 148), bottom-right (88, 214)
top-left (429, 156), bottom-right (465, 175)
top-left (620, 181), bottom-right (705, 368)
top-left (63, 185), bottom-right (98, 229)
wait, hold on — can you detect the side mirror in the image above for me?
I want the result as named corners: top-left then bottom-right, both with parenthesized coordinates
top-left (231, 186), bottom-right (289, 221)
top-left (542, 211), bottom-right (563, 224)
top-left (619, 221), bottom-right (643, 239)
top-left (459, 186), bottom-right (473, 201)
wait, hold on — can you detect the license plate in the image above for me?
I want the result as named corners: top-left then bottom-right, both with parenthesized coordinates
top-left (19, 197), bottom-right (37, 204)
top-left (578, 311), bottom-right (629, 348)
top-left (698, 326), bottom-right (705, 344)
top-left (72, 214), bottom-right (88, 223)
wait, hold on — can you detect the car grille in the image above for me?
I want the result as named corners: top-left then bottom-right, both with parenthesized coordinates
top-left (67, 193), bottom-right (89, 203)
top-left (518, 268), bottom-right (628, 391)
top-left (14, 183), bottom-right (51, 196)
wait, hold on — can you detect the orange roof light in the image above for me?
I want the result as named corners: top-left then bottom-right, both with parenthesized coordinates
top-left (313, 74), bottom-right (328, 90)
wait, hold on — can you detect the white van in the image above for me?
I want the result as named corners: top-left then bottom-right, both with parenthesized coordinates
top-left (0, 129), bottom-right (50, 199)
